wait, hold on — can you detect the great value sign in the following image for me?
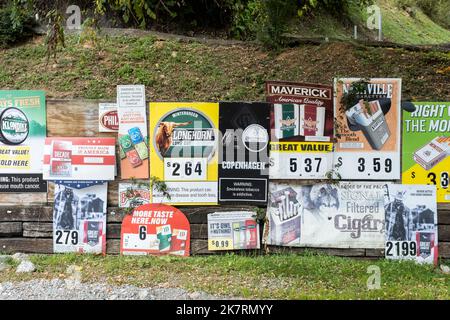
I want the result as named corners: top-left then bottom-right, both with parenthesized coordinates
top-left (149, 102), bottom-right (219, 205)
top-left (219, 102), bottom-right (270, 204)
top-left (43, 137), bottom-right (116, 181)
top-left (402, 102), bottom-right (450, 203)
top-left (120, 203), bottom-right (190, 256)
top-left (265, 181), bottom-right (388, 248)
top-left (0, 90), bottom-right (47, 192)
top-left (266, 81), bottom-right (334, 179)
top-left (333, 78), bottom-right (402, 180)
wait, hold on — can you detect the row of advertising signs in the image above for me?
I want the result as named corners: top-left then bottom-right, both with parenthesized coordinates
top-left (0, 79), bottom-right (446, 264)
top-left (2, 81), bottom-right (449, 204)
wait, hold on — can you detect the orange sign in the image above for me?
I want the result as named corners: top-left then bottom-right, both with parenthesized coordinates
top-left (120, 203), bottom-right (190, 256)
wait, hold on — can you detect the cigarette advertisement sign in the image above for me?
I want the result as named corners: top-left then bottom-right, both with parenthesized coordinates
top-left (149, 102), bottom-right (219, 205)
top-left (266, 81), bottom-right (334, 179)
top-left (43, 137), bottom-right (116, 181)
top-left (219, 102), bottom-right (270, 204)
top-left (117, 85), bottom-right (149, 179)
top-left (402, 102), bottom-right (450, 203)
top-left (334, 78), bottom-right (401, 180)
top-left (207, 212), bottom-right (260, 251)
top-left (120, 203), bottom-right (190, 256)
top-left (265, 182), bottom-right (387, 248)
top-left (98, 103), bottom-right (118, 132)
top-left (118, 182), bottom-right (150, 208)
top-left (0, 90), bottom-right (47, 192)
top-left (53, 181), bottom-right (107, 254)
top-left (384, 184), bottom-right (438, 265)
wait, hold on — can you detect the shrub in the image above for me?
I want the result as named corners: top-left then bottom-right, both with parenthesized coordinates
top-left (0, 0), bottom-right (36, 47)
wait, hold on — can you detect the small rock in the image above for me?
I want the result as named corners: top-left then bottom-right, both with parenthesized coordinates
top-left (16, 260), bottom-right (36, 273)
top-left (12, 253), bottom-right (29, 262)
top-left (189, 291), bottom-right (202, 300)
top-left (0, 262), bottom-right (9, 272)
top-left (440, 265), bottom-right (450, 274)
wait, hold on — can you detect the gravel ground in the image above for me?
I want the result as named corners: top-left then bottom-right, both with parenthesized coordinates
top-left (0, 279), bottom-right (228, 300)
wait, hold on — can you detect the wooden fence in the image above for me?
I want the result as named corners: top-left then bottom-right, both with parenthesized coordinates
top-left (0, 99), bottom-right (449, 258)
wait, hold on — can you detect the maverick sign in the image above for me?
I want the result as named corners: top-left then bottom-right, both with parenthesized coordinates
top-left (149, 102), bottom-right (219, 205)
top-left (0, 91), bottom-right (47, 193)
top-left (218, 102), bottom-right (270, 205)
top-left (266, 81), bottom-right (334, 179)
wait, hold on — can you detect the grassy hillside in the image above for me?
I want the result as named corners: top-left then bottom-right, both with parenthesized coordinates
top-left (288, 0), bottom-right (450, 45)
top-left (0, 34), bottom-right (448, 101)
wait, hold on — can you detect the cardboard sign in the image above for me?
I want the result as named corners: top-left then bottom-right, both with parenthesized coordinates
top-left (402, 102), bottom-right (450, 203)
top-left (266, 81), bottom-right (334, 179)
top-left (117, 85), bottom-right (149, 179)
top-left (98, 103), bottom-right (118, 132)
top-left (334, 78), bottom-right (402, 180)
top-left (53, 181), bottom-right (107, 254)
top-left (43, 137), bottom-right (116, 181)
top-left (265, 181), bottom-right (388, 248)
top-left (207, 212), bottom-right (260, 250)
top-left (0, 90), bottom-right (47, 192)
top-left (149, 102), bottom-right (219, 205)
top-left (120, 203), bottom-right (190, 256)
top-left (384, 184), bottom-right (438, 265)
top-left (118, 182), bottom-right (150, 208)
top-left (219, 102), bottom-right (270, 204)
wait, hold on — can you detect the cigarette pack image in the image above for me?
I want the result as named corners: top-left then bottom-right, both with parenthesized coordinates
top-left (345, 100), bottom-right (390, 150)
top-left (269, 187), bottom-right (301, 245)
top-left (300, 105), bottom-right (325, 138)
top-left (274, 104), bottom-right (300, 139)
top-left (413, 136), bottom-right (450, 170)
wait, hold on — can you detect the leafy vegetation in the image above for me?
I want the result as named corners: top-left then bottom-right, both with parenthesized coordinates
top-left (0, 0), bottom-right (36, 48)
top-left (0, 253), bottom-right (448, 299)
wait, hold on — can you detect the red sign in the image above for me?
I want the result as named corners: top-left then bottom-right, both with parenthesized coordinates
top-left (43, 137), bottom-right (116, 181)
top-left (120, 203), bottom-right (190, 256)
top-left (100, 110), bottom-right (119, 131)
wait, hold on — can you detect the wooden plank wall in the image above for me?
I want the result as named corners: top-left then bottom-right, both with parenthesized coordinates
top-left (0, 99), bottom-right (448, 258)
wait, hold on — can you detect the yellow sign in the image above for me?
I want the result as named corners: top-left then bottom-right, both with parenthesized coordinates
top-left (149, 102), bottom-right (219, 205)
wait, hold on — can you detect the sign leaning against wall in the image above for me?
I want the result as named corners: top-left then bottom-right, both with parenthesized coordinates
top-left (0, 90), bottom-right (47, 192)
top-left (218, 102), bottom-right (270, 205)
top-left (402, 102), bottom-right (450, 203)
top-left (265, 81), bottom-right (334, 180)
top-left (149, 102), bottom-right (219, 205)
top-left (264, 181), bottom-right (388, 248)
top-left (334, 78), bottom-right (402, 180)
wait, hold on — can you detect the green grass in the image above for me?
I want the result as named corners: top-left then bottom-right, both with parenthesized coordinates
top-left (379, 0), bottom-right (450, 45)
top-left (0, 253), bottom-right (448, 299)
top-left (287, 0), bottom-right (450, 45)
top-left (0, 34), bottom-right (449, 102)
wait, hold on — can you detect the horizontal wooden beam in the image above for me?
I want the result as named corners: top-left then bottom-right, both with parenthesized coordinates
top-left (0, 222), bottom-right (22, 237)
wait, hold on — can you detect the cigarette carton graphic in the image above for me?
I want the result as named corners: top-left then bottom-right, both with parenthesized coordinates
top-left (413, 136), bottom-right (450, 170)
top-left (345, 99), bottom-right (390, 150)
top-left (269, 187), bottom-right (301, 245)
top-left (274, 104), bottom-right (326, 140)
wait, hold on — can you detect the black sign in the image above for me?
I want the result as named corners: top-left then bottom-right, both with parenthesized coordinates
top-left (0, 174), bottom-right (47, 193)
top-left (219, 102), bottom-right (270, 205)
